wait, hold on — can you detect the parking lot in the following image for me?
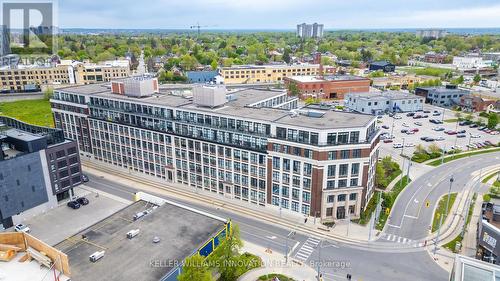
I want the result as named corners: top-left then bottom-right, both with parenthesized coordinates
top-left (377, 104), bottom-right (500, 159)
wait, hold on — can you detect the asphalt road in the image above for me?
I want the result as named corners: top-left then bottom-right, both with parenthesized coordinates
top-left (384, 152), bottom-right (500, 241)
top-left (84, 171), bottom-right (448, 281)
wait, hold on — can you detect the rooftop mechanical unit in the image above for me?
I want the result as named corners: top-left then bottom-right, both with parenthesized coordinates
top-left (89, 251), bottom-right (105, 262)
top-left (126, 229), bottom-right (140, 239)
top-left (193, 85), bottom-right (227, 108)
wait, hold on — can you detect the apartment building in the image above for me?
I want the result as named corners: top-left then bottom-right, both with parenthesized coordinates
top-left (0, 116), bottom-right (82, 229)
top-left (297, 23), bottom-right (324, 39)
top-left (50, 78), bottom-right (380, 222)
top-left (0, 60), bottom-right (130, 92)
top-left (220, 64), bottom-right (321, 84)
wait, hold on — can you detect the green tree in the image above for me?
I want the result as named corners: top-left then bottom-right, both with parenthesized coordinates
top-left (287, 81), bottom-right (300, 96)
top-left (177, 254), bottom-right (214, 281)
top-left (282, 48), bottom-right (291, 64)
top-left (428, 143), bottom-right (442, 155)
top-left (415, 144), bottom-right (426, 155)
top-left (208, 224), bottom-right (244, 281)
top-left (473, 74), bottom-right (481, 84)
top-left (210, 59), bottom-right (218, 70)
top-left (487, 113), bottom-right (498, 129)
top-left (465, 114), bottom-right (473, 122)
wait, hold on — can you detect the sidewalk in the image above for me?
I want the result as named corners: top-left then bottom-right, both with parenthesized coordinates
top-left (238, 241), bottom-right (318, 281)
top-left (461, 192), bottom-right (482, 257)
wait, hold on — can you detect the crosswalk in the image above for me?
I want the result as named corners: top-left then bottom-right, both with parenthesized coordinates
top-left (380, 233), bottom-right (425, 247)
top-left (294, 236), bottom-right (320, 262)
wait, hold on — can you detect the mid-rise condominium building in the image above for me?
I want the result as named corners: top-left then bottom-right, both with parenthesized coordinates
top-left (220, 64), bottom-right (321, 84)
top-left (50, 77), bottom-right (380, 222)
top-left (297, 23), bottom-right (324, 39)
top-left (0, 116), bottom-right (82, 229)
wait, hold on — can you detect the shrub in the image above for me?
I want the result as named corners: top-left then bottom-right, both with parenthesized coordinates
top-left (483, 194), bottom-right (491, 202)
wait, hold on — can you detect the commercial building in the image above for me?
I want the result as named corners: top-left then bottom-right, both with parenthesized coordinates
top-left (0, 116), bottom-right (82, 229)
top-left (370, 74), bottom-right (437, 90)
top-left (0, 60), bottom-right (131, 92)
top-left (460, 95), bottom-right (497, 112)
top-left (369, 61), bottom-right (395, 73)
top-left (220, 64), bottom-right (321, 84)
top-left (450, 255), bottom-right (500, 281)
top-left (416, 29), bottom-right (447, 39)
top-left (423, 52), bottom-right (448, 64)
top-left (284, 75), bottom-right (370, 100)
top-left (415, 85), bottom-right (471, 107)
top-left (477, 201), bottom-right (500, 264)
top-left (345, 91), bottom-right (424, 115)
top-left (297, 23), bottom-right (324, 39)
top-left (50, 78), bottom-right (380, 222)
top-left (55, 193), bottom-right (231, 281)
top-left (453, 56), bottom-right (493, 70)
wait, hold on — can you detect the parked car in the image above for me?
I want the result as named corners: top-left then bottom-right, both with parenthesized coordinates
top-left (67, 201), bottom-right (81, 209)
top-left (393, 115), bottom-right (402, 119)
top-left (420, 136), bottom-right (429, 141)
top-left (435, 136), bottom-right (445, 141)
top-left (433, 127), bottom-right (445, 131)
top-left (479, 126), bottom-right (487, 131)
top-left (405, 143), bottom-right (415, 147)
top-left (451, 145), bottom-right (462, 150)
top-left (457, 130), bottom-right (466, 134)
top-left (421, 114), bottom-right (429, 118)
top-left (457, 134), bottom-right (466, 138)
top-left (414, 122), bottom-right (423, 126)
top-left (469, 124), bottom-right (479, 128)
top-left (476, 143), bottom-right (484, 148)
top-left (76, 197), bottom-right (89, 205)
top-left (382, 125), bottom-right (390, 129)
top-left (423, 110), bottom-right (431, 114)
top-left (81, 174), bottom-right (89, 182)
top-left (484, 140), bottom-right (493, 146)
top-left (14, 224), bottom-right (30, 233)
top-left (471, 134), bottom-right (481, 138)
top-left (413, 115), bottom-right (422, 119)
top-left (445, 130), bottom-right (457, 135)
top-left (383, 139), bottom-right (394, 143)
top-left (401, 129), bottom-right (408, 133)
top-left (467, 144), bottom-right (477, 149)
top-left (432, 112), bottom-right (441, 116)
top-left (490, 131), bottom-right (499, 135)
top-left (424, 137), bottom-right (435, 142)
top-left (410, 128), bottom-right (419, 132)
top-left (402, 122), bottom-right (409, 127)
top-left (406, 131), bottom-right (415, 135)
top-left (406, 112), bottom-right (415, 117)
top-left (393, 143), bottom-right (403, 148)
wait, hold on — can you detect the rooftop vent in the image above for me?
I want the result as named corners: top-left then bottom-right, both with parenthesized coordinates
top-left (127, 229), bottom-right (140, 239)
top-left (193, 85), bottom-right (227, 108)
top-left (89, 251), bottom-right (105, 262)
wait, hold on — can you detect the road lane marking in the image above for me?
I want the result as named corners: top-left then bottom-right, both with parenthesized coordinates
top-left (404, 215), bottom-right (418, 219)
top-left (387, 224), bottom-right (401, 228)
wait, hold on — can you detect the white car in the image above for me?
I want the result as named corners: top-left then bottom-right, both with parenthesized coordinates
top-left (393, 143), bottom-right (403, 148)
top-left (414, 122), bottom-right (423, 126)
top-left (470, 134), bottom-right (481, 138)
top-left (402, 123), bottom-right (409, 127)
top-left (451, 145), bottom-right (463, 150)
top-left (14, 224), bottom-right (30, 233)
top-left (393, 115), bottom-right (402, 119)
top-left (405, 143), bottom-right (415, 147)
top-left (435, 136), bottom-right (445, 141)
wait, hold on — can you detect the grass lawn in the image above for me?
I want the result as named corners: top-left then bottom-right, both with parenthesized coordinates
top-left (428, 148), bottom-right (500, 166)
top-left (376, 176), bottom-right (411, 231)
top-left (432, 193), bottom-right (458, 232)
top-left (0, 99), bottom-right (53, 127)
top-left (443, 193), bottom-right (477, 252)
top-left (398, 67), bottom-right (452, 77)
top-left (258, 273), bottom-right (296, 281)
top-left (443, 119), bottom-right (459, 123)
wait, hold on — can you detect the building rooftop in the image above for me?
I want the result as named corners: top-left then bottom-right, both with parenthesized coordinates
top-left (55, 200), bottom-right (226, 281)
top-left (275, 109), bottom-right (374, 129)
top-left (370, 61), bottom-right (393, 67)
top-left (58, 83), bottom-right (376, 129)
top-left (287, 75), bottom-right (368, 83)
top-left (3, 128), bottom-right (46, 142)
top-left (346, 91), bottom-right (422, 101)
top-left (451, 255), bottom-right (500, 281)
top-left (221, 63), bottom-right (319, 70)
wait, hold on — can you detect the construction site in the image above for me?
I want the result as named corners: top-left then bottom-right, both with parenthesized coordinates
top-left (0, 231), bottom-right (70, 281)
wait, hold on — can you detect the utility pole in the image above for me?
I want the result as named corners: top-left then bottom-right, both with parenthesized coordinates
top-left (441, 145), bottom-right (446, 165)
top-left (434, 176), bottom-right (454, 256)
top-left (316, 240), bottom-right (323, 281)
top-left (398, 138), bottom-right (406, 188)
top-left (390, 116), bottom-right (396, 139)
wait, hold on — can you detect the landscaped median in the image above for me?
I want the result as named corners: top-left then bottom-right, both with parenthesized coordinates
top-left (443, 193), bottom-right (477, 253)
top-left (427, 147), bottom-right (500, 166)
top-left (431, 193), bottom-right (458, 232)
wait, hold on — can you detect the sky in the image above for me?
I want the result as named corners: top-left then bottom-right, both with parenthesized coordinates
top-left (57, 0), bottom-right (500, 29)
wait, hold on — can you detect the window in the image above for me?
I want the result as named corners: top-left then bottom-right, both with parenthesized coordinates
top-left (350, 132), bottom-right (359, 143)
top-left (272, 184), bottom-right (280, 195)
top-left (339, 164), bottom-right (348, 177)
top-left (301, 205), bottom-right (310, 215)
top-left (272, 157), bottom-right (280, 169)
top-left (350, 178), bottom-right (358, 186)
top-left (291, 201), bottom-right (299, 212)
top-left (349, 193), bottom-right (357, 201)
top-left (328, 151), bottom-right (336, 160)
top-left (303, 163), bottom-right (312, 176)
top-left (327, 195), bottom-right (335, 203)
top-left (327, 133), bottom-right (336, 145)
top-left (338, 179), bottom-right (347, 188)
top-left (292, 188), bottom-right (300, 200)
top-left (337, 194), bottom-right (346, 202)
top-left (351, 163), bottom-right (360, 176)
top-left (326, 207), bottom-right (333, 216)
top-left (352, 149), bottom-right (361, 158)
top-left (303, 178), bottom-right (311, 190)
top-left (293, 161), bottom-right (301, 173)
top-left (326, 180), bottom-right (335, 189)
top-left (304, 149), bottom-right (312, 159)
top-left (327, 165), bottom-right (336, 178)
top-left (340, 150), bottom-right (350, 159)
top-left (337, 132), bottom-right (349, 144)
top-left (282, 186), bottom-right (289, 197)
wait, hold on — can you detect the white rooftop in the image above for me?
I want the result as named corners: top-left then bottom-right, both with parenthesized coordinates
top-left (0, 253), bottom-right (70, 281)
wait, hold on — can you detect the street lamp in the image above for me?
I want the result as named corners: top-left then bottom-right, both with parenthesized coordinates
top-left (434, 175), bottom-right (454, 256)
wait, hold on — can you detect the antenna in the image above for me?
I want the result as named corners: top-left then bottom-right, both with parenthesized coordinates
top-left (190, 22), bottom-right (209, 37)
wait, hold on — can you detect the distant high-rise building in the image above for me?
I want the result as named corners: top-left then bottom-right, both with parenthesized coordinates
top-left (0, 25), bottom-right (11, 56)
top-left (416, 29), bottom-right (447, 39)
top-left (297, 23), bottom-right (324, 39)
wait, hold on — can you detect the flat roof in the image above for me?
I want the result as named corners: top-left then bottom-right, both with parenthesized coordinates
top-left (55, 200), bottom-right (226, 281)
top-left (346, 91), bottom-right (422, 101)
top-left (1, 252), bottom-right (70, 281)
top-left (288, 75), bottom-right (368, 83)
top-left (275, 110), bottom-right (374, 129)
top-left (3, 128), bottom-right (46, 142)
top-left (451, 255), bottom-right (500, 281)
top-left (221, 63), bottom-right (319, 70)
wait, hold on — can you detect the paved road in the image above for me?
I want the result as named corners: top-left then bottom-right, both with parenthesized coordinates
top-left (384, 152), bottom-right (500, 242)
top-left (85, 171), bottom-right (448, 281)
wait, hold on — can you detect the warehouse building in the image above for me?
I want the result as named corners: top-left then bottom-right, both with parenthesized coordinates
top-left (415, 85), bottom-right (471, 107)
top-left (345, 91), bottom-right (424, 115)
top-left (50, 78), bottom-right (380, 222)
top-left (55, 193), bottom-right (230, 281)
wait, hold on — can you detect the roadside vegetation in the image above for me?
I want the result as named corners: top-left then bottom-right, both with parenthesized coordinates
top-left (443, 193), bottom-right (477, 253)
top-left (377, 176), bottom-right (411, 230)
top-left (431, 193), bottom-right (458, 232)
top-left (258, 274), bottom-right (296, 281)
top-left (177, 224), bottom-right (262, 281)
top-left (353, 191), bottom-right (381, 225)
top-left (427, 147), bottom-right (500, 166)
top-left (375, 156), bottom-right (401, 189)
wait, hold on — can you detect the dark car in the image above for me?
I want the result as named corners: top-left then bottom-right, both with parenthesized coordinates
top-left (470, 124), bottom-right (479, 128)
top-left (67, 201), bottom-right (81, 209)
top-left (421, 115), bottom-right (429, 118)
top-left (420, 136), bottom-right (428, 141)
top-left (424, 137), bottom-right (435, 142)
top-left (457, 130), bottom-right (466, 134)
top-left (76, 197), bottom-right (89, 205)
top-left (423, 110), bottom-right (431, 113)
top-left (456, 134), bottom-right (466, 138)
top-left (406, 112), bottom-right (415, 117)
top-left (401, 129), bottom-right (408, 133)
top-left (81, 174), bottom-right (89, 182)
top-left (382, 125), bottom-right (390, 129)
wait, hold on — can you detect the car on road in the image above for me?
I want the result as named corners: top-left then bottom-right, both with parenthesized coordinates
top-left (393, 143), bottom-right (403, 148)
top-left (414, 121), bottom-right (423, 126)
top-left (402, 122), bottom-right (409, 127)
top-left (382, 125), bottom-right (390, 129)
top-left (435, 136), bottom-right (445, 141)
top-left (81, 174), bottom-right (89, 182)
top-left (14, 223), bottom-right (30, 233)
top-left (76, 197), bottom-right (89, 205)
top-left (67, 201), bottom-right (81, 209)
top-left (471, 134), bottom-right (481, 138)
top-left (457, 134), bottom-right (466, 138)
top-left (433, 127), bottom-right (445, 131)
top-left (383, 139), bottom-right (394, 143)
